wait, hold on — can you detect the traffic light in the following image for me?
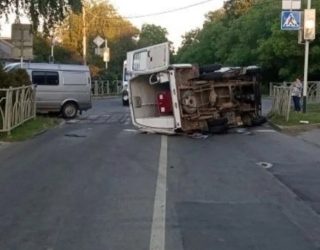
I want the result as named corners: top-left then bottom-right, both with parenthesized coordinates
top-left (304, 9), bottom-right (316, 41)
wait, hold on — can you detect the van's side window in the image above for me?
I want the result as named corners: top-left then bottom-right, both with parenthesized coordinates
top-left (32, 71), bottom-right (59, 86)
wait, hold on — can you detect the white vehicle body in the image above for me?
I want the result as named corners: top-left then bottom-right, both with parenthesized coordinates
top-left (126, 42), bottom-right (264, 134)
top-left (3, 62), bottom-right (92, 119)
top-left (122, 60), bottom-right (130, 88)
top-left (126, 42), bottom-right (183, 134)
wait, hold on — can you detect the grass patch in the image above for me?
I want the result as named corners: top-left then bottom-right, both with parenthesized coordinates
top-left (0, 116), bottom-right (61, 142)
top-left (269, 103), bottom-right (320, 126)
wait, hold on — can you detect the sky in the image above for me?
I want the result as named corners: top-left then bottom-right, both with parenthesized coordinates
top-left (109, 0), bottom-right (224, 49)
top-left (0, 0), bottom-right (224, 49)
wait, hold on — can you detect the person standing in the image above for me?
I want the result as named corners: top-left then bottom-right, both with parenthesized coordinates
top-left (291, 77), bottom-right (303, 112)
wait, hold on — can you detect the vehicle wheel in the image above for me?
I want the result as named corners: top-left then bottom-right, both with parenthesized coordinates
top-left (209, 124), bottom-right (229, 134)
top-left (246, 67), bottom-right (262, 75)
top-left (251, 116), bottom-right (267, 126)
top-left (199, 64), bottom-right (222, 74)
top-left (199, 71), bottom-right (223, 81)
top-left (62, 102), bottom-right (78, 119)
top-left (207, 117), bottom-right (228, 127)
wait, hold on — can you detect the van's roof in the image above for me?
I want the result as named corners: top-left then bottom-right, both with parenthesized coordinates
top-left (5, 62), bottom-right (90, 71)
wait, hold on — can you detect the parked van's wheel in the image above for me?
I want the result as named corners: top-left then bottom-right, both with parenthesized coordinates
top-left (62, 102), bottom-right (78, 119)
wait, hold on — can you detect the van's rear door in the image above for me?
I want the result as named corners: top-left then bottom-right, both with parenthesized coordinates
top-left (126, 42), bottom-right (170, 74)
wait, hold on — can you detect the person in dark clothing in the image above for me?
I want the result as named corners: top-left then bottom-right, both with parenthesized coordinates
top-left (291, 78), bottom-right (302, 112)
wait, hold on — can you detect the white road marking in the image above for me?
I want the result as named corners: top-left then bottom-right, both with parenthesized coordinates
top-left (253, 129), bottom-right (276, 133)
top-left (150, 135), bottom-right (168, 250)
top-left (123, 129), bottom-right (138, 133)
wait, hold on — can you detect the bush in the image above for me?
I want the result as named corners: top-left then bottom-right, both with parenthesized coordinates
top-left (0, 66), bottom-right (32, 89)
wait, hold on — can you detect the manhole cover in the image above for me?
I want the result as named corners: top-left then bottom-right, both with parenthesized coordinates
top-left (256, 162), bottom-right (273, 169)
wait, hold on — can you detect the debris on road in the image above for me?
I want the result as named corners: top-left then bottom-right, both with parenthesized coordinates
top-left (188, 133), bottom-right (209, 139)
top-left (64, 134), bottom-right (87, 138)
top-left (230, 128), bottom-right (254, 136)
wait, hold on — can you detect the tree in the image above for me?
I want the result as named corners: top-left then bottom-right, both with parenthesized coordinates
top-left (204, 8), bottom-right (225, 23)
top-left (33, 33), bottom-right (82, 64)
top-left (56, 0), bottom-right (139, 80)
top-left (0, 0), bottom-right (82, 34)
top-left (176, 0), bottom-right (320, 83)
top-left (137, 23), bottom-right (175, 62)
top-left (137, 24), bottom-right (170, 48)
top-left (223, 0), bottom-right (253, 18)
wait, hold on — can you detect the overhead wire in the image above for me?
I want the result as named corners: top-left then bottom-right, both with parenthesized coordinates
top-left (120, 0), bottom-right (214, 19)
top-left (118, 0), bottom-right (279, 20)
top-left (64, 0), bottom-right (283, 44)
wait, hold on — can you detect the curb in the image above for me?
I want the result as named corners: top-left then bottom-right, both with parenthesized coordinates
top-left (0, 118), bottom-right (64, 145)
top-left (267, 121), bottom-right (283, 131)
top-left (58, 120), bottom-right (66, 127)
top-left (0, 141), bottom-right (11, 146)
top-left (268, 121), bottom-right (320, 132)
top-left (33, 119), bottom-right (65, 137)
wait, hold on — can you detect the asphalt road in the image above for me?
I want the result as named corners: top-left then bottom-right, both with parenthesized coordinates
top-left (0, 98), bottom-right (320, 250)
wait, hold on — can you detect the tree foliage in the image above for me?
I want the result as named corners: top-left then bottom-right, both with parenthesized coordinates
top-left (30, 0), bottom-right (172, 81)
top-left (54, 0), bottom-right (139, 79)
top-left (0, 0), bottom-right (82, 34)
top-left (137, 24), bottom-right (169, 48)
top-left (176, 0), bottom-right (320, 82)
top-left (223, 0), bottom-right (253, 18)
top-left (33, 34), bottom-right (82, 64)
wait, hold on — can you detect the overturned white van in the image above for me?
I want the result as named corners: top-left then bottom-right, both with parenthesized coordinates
top-left (126, 42), bottom-right (266, 135)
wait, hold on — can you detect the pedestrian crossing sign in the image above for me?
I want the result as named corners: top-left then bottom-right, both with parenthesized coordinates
top-left (281, 11), bottom-right (301, 30)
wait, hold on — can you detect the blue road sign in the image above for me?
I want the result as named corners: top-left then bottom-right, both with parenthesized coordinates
top-left (281, 11), bottom-right (301, 30)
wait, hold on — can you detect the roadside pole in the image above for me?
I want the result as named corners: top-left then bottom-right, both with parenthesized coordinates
top-left (82, 3), bottom-right (87, 65)
top-left (302, 0), bottom-right (315, 113)
top-left (281, 0), bottom-right (316, 113)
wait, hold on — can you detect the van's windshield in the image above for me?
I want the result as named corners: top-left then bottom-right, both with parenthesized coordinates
top-left (3, 64), bottom-right (19, 72)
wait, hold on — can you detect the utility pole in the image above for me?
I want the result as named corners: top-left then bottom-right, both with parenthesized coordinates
top-left (302, 0), bottom-right (316, 113)
top-left (49, 31), bottom-right (55, 63)
top-left (82, 3), bottom-right (87, 65)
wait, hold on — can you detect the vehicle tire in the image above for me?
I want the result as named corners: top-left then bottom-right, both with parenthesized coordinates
top-left (246, 67), bottom-right (262, 75)
top-left (209, 124), bottom-right (229, 134)
top-left (199, 64), bottom-right (222, 74)
top-left (61, 102), bottom-right (78, 119)
top-left (122, 99), bottom-right (129, 106)
top-left (198, 71), bottom-right (223, 81)
top-left (207, 117), bottom-right (228, 127)
top-left (251, 116), bottom-right (267, 127)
